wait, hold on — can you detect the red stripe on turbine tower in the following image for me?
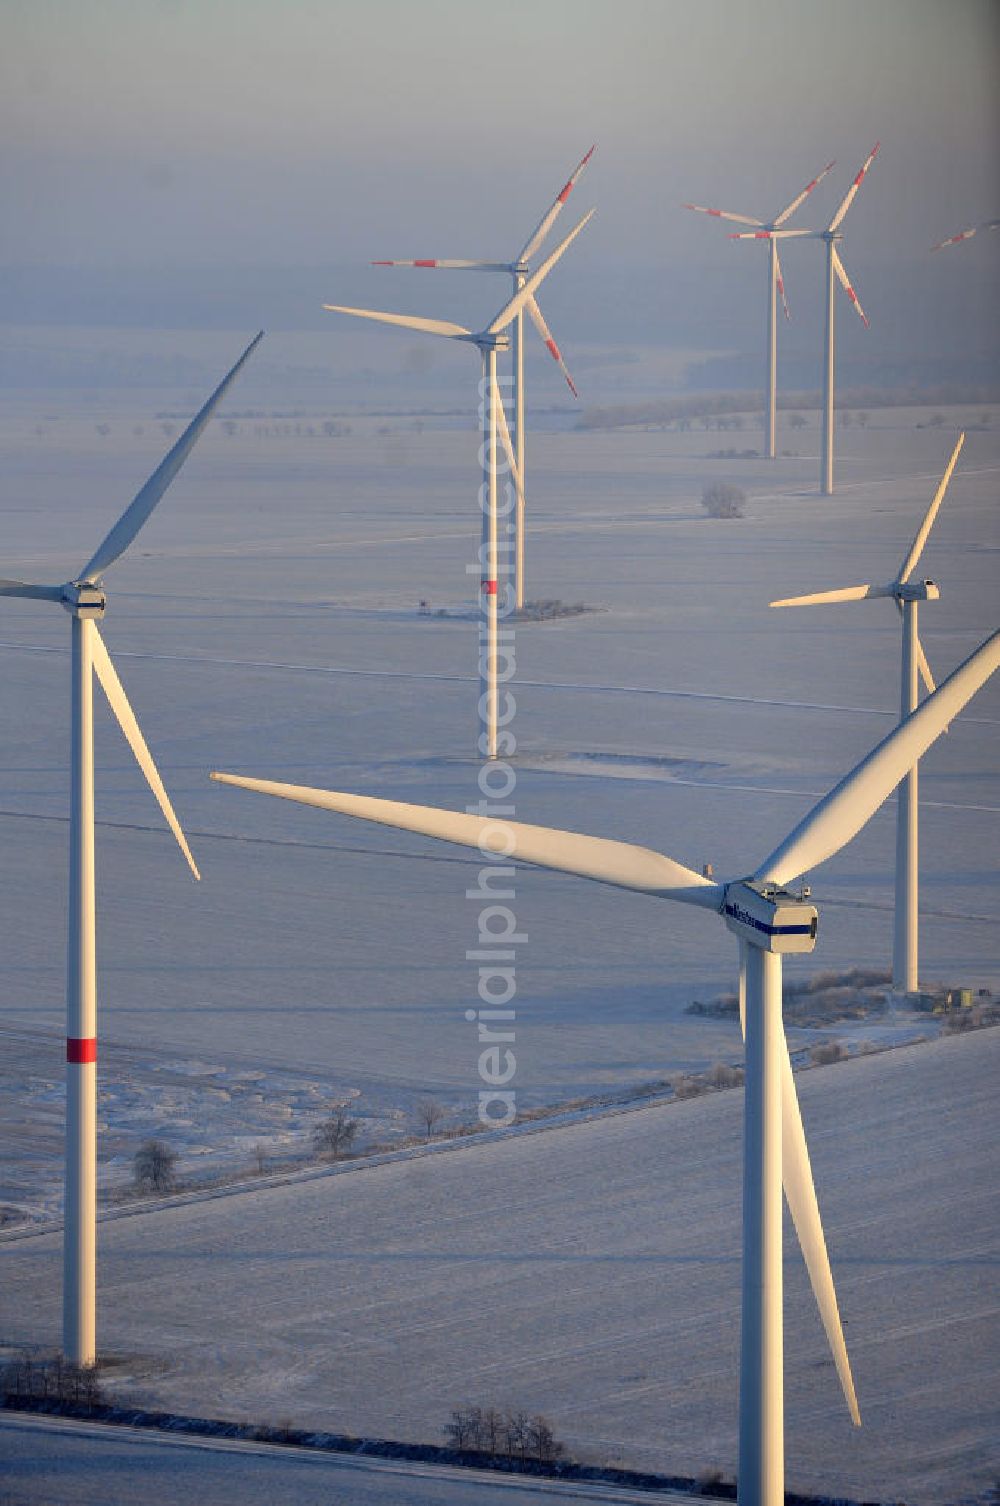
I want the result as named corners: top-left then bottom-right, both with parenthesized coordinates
top-left (67, 1038), bottom-right (97, 1064)
top-left (481, 579), bottom-right (497, 595)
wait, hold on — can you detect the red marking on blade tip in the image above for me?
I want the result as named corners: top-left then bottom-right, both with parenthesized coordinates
top-left (481, 580), bottom-right (497, 595)
top-left (67, 1038), bottom-right (97, 1064)
top-left (414, 260), bottom-right (437, 268)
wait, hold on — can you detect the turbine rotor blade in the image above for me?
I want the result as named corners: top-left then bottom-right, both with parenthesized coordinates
top-left (488, 210), bottom-right (594, 335)
top-left (518, 145), bottom-right (596, 264)
top-left (916, 636), bottom-right (936, 697)
top-left (372, 259), bottom-right (512, 271)
top-left (79, 332), bottom-right (263, 584)
top-left (828, 142), bottom-right (879, 233)
top-left (773, 161), bottom-right (837, 227)
top-left (895, 433), bottom-right (965, 583)
top-left (770, 584), bottom-right (883, 608)
top-left (525, 295), bottom-right (579, 397)
top-left (0, 579), bottom-right (64, 601)
top-left (832, 247), bottom-right (869, 327)
top-left (491, 372), bottom-right (526, 512)
top-left (737, 952), bottom-right (860, 1423)
top-left (323, 305), bottom-right (472, 339)
top-left (729, 228), bottom-right (814, 241)
top-left (91, 627), bottom-right (200, 880)
top-left (209, 773), bottom-right (725, 909)
top-left (683, 203), bottom-right (764, 228)
top-left (774, 246), bottom-right (791, 321)
top-left (754, 629), bottom-right (1000, 887)
top-left (779, 1030), bottom-right (861, 1424)
top-left (931, 219), bottom-right (1000, 251)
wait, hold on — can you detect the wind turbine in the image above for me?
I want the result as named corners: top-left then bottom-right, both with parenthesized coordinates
top-left (324, 211), bottom-right (594, 760)
top-left (684, 160), bottom-right (835, 460)
top-left (211, 632), bottom-right (999, 1504)
top-left (0, 331), bottom-right (262, 1366)
top-left (731, 144), bottom-right (879, 495)
top-left (771, 433), bottom-right (965, 994)
top-left (931, 218), bottom-right (999, 251)
top-left (373, 146), bottom-right (595, 609)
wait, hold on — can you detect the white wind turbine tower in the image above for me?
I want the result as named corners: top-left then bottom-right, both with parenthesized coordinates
top-left (372, 146), bottom-right (594, 609)
top-left (212, 633), bottom-right (999, 1504)
top-left (0, 332), bottom-right (262, 1366)
top-left (931, 218), bottom-right (1000, 251)
top-left (684, 160), bottom-right (835, 460)
top-left (324, 211), bottom-right (593, 760)
top-left (731, 144), bottom-right (879, 495)
top-left (771, 433), bottom-right (965, 994)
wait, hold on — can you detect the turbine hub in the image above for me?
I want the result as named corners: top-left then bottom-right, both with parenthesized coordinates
top-left (60, 581), bottom-right (106, 619)
top-left (722, 880), bottom-right (818, 955)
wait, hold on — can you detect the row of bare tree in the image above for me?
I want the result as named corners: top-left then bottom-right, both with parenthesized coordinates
top-left (444, 1404), bottom-right (565, 1464)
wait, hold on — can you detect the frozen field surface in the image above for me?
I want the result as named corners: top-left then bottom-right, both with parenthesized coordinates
top-left (2, 1031), bottom-right (998, 1504)
top-left (0, 1415), bottom-right (702, 1506)
top-left (1, 391), bottom-right (998, 1218)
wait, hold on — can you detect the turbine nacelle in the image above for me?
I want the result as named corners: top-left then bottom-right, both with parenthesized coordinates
top-left (722, 881), bottom-right (818, 955)
top-left (895, 579), bottom-right (939, 602)
top-left (60, 582), bottom-right (107, 618)
top-left (464, 331), bottom-right (511, 353)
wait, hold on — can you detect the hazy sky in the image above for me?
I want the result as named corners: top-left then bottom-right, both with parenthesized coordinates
top-left (3, 0), bottom-right (997, 261)
top-left (1, 0), bottom-right (998, 360)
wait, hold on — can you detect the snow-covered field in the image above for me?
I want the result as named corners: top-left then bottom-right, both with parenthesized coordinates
top-left (1, 355), bottom-right (998, 1495)
top-left (2, 380), bottom-right (998, 1203)
top-left (2, 1033), bottom-right (998, 1503)
top-left (0, 1414), bottom-right (702, 1506)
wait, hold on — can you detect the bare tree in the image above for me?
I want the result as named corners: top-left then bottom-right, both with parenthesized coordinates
top-left (253, 1142), bottom-right (267, 1175)
top-left (701, 483), bottom-right (745, 519)
top-left (708, 1062), bottom-right (744, 1090)
top-left (416, 1098), bottom-right (445, 1139)
top-left (313, 1106), bottom-right (359, 1161)
top-left (527, 1414), bottom-right (565, 1464)
top-left (788, 412), bottom-right (807, 430)
top-left (444, 1403), bottom-right (482, 1450)
top-left (504, 1408), bottom-right (530, 1460)
top-left (133, 1139), bottom-right (177, 1193)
